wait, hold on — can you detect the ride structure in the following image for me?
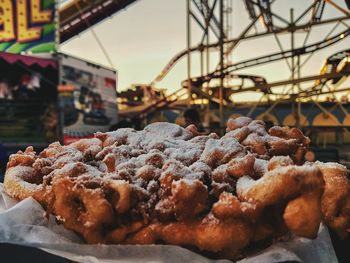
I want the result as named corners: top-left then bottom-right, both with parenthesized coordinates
top-left (59, 0), bottom-right (137, 43)
top-left (58, 1), bottom-right (350, 147)
top-left (133, 1), bottom-right (350, 137)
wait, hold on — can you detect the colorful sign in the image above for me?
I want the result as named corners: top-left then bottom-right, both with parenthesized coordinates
top-left (0, 0), bottom-right (56, 53)
top-left (59, 54), bottom-right (118, 144)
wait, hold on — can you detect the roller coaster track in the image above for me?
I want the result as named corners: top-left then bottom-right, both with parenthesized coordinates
top-left (152, 29), bottom-right (350, 110)
top-left (119, 88), bottom-right (188, 118)
top-left (59, 0), bottom-right (137, 43)
top-left (316, 48), bottom-right (350, 85)
top-left (185, 28), bottom-right (350, 86)
top-left (150, 15), bottom-right (350, 86)
top-left (327, 48), bottom-right (350, 62)
top-left (177, 70), bottom-right (349, 107)
top-left (226, 71), bottom-right (350, 95)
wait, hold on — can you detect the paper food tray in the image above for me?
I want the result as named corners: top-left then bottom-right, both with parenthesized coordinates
top-left (0, 184), bottom-right (338, 263)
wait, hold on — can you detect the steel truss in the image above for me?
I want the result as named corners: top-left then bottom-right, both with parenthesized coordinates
top-left (150, 0), bottom-right (350, 131)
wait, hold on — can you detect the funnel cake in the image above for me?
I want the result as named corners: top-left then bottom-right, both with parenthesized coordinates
top-left (4, 119), bottom-right (350, 260)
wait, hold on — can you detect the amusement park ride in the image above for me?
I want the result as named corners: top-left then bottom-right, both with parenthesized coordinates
top-left (151, 0), bottom-right (350, 128)
top-left (59, 0), bottom-right (137, 42)
top-left (59, 0), bottom-right (350, 146)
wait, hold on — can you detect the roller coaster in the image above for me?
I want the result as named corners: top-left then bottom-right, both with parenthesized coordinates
top-left (58, 0), bottom-right (137, 42)
top-left (59, 1), bottom-right (350, 146)
top-left (138, 0), bottom-right (350, 133)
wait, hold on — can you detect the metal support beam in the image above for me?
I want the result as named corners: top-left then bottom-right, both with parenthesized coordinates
top-left (187, 0), bottom-right (192, 104)
top-left (241, 71), bottom-right (350, 93)
top-left (219, 0), bottom-right (224, 130)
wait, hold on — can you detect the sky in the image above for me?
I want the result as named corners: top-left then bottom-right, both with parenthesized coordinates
top-left (60, 0), bottom-right (350, 100)
top-left (60, 0), bottom-right (186, 92)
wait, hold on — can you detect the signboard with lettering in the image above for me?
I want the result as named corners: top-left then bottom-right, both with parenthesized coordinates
top-left (0, 0), bottom-right (56, 53)
top-left (59, 54), bottom-right (118, 144)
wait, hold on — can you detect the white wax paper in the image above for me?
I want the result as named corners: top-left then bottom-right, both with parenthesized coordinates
top-left (0, 184), bottom-right (338, 263)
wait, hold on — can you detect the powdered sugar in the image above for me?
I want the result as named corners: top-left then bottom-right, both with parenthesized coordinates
top-left (200, 137), bottom-right (246, 167)
top-left (5, 166), bottom-right (43, 198)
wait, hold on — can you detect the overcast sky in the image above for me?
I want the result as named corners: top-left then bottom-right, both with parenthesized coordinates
top-left (60, 0), bottom-right (350, 99)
